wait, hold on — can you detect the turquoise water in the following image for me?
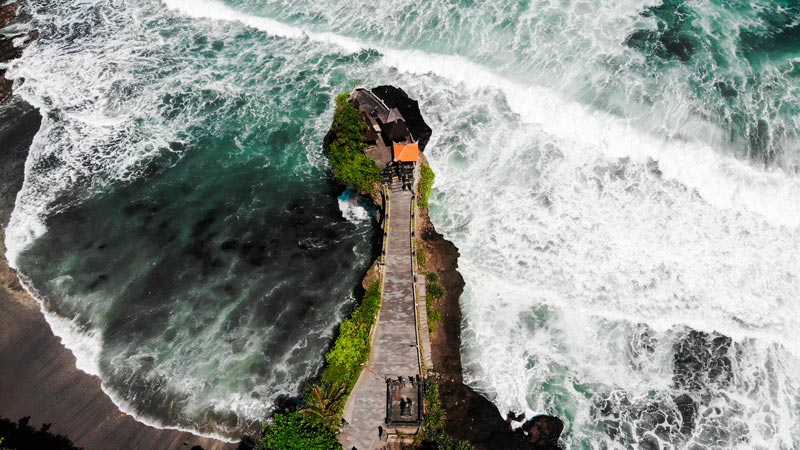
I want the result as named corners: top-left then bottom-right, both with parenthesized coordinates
top-left (6, 0), bottom-right (800, 447)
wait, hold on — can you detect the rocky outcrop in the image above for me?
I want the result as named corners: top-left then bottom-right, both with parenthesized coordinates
top-left (371, 85), bottom-right (433, 152)
top-left (0, 3), bottom-right (18, 28)
top-left (1, 2), bottom-right (39, 104)
top-left (326, 85), bottom-right (564, 449)
top-left (519, 415), bottom-right (564, 449)
top-left (416, 201), bottom-right (564, 450)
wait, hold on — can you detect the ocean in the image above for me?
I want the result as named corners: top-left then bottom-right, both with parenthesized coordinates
top-left (5, 0), bottom-right (800, 447)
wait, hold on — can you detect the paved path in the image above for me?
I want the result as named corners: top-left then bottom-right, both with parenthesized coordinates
top-left (340, 181), bottom-right (421, 450)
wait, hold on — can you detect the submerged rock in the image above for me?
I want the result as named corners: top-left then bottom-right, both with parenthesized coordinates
top-left (1, 27), bottom-right (39, 103)
top-left (520, 415), bottom-right (564, 449)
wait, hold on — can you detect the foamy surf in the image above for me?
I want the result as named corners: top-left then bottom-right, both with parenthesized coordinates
top-left (10, 273), bottom-right (240, 443)
top-left (162, 0), bottom-right (800, 229)
top-left (5, 0), bottom-right (800, 447)
top-left (337, 188), bottom-right (372, 223)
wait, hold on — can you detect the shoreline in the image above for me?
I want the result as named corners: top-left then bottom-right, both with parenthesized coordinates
top-left (416, 154), bottom-right (561, 449)
top-left (416, 183), bottom-right (525, 449)
top-left (0, 94), bottom-right (236, 450)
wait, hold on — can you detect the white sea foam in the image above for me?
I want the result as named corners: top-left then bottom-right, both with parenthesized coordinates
top-left (11, 274), bottom-right (239, 443)
top-left (418, 83), bottom-right (800, 447)
top-left (337, 188), bottom-right (371, 223)
top-left (161, 0), bottom-right (800, 229)
top-left (6, 0), bottom-right (800, 447)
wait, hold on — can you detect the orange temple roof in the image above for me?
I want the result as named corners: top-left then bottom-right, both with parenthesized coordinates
top-left (393, 142), bottom-right (420, 162)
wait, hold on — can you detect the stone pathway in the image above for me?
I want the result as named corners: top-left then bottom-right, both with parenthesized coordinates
top-left (340, 181), bottom-right (421, 450)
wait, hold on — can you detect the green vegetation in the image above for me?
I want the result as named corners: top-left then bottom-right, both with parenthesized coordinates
top-left (257, 281), bottom-right (382, 450)
top-left (427, 283), bottom-right (445, 300)
top-left (425, 272), bottom-right (446, 332)
top-left (422, 380), bottom-right (474, 450)
top-left (321, 280), bottom-right (382, 387)
top-left (299, 383), bottom-right (348, 429)
top-left (259, 412), bottom-right (340, 450)
top-left (416, 244), bottom-right (426, 267)
top-left (418, 164), bottom-right (435, 208)
top-left (328, 93), bottom-right (381, 194)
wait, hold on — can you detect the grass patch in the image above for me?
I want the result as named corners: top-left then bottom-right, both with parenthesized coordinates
top-left (418, 164), bottom-right (435, 208)
top-left (328, 93), bottom-right (381, 194)
top-left (426, 282), bottom-right (445, 301)
top-left (416, 245), bottom-right (426, 267)
top-left (425, 272), bottom-right (445, 332)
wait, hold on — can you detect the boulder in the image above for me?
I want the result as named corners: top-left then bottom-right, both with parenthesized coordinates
top-left (0, 3), bottom-right (17, 28)
top-left (521, 415), bottom-right (564, 449)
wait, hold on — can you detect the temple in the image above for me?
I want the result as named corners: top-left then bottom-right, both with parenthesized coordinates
top-left (338, 85), bottom-right (432, 449)
top-left (349, 84), bottom-right (425, 191)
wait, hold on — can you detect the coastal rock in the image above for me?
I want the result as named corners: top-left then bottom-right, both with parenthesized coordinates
top-left (360, 258), bottom-right (382, 292)
top-left (0, 3), bottom-right (17, 29)
top-left (0, 71), bottom-right (10, 103)
top-left (417, 205), bottom-right (564, 450)
top-left (1, 29), bottom-right (39, 103)
top-left (520, 415), bottom-right (564, 449)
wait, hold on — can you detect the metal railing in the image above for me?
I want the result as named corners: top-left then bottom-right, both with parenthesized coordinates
top-left (369, 183), bottom-right (391, 345)
top-left (409, 193), bottom-right (423, 374)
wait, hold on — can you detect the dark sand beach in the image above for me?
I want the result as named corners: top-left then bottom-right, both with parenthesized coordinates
top-left (0, 96), bottom-right (235, 450)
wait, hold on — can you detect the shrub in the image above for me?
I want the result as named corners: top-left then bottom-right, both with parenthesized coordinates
top-left (299, 383), bottom-right (348, 430)
top-left (423, 380), bottom-right (473, 450)
top-left (258, 412), bottom-right (339, 450)
top-left (320, 281), bottom-right (381, 388)
top-left (426, 272), bottom-right (439, 283)
top-left (328, 93), bottom-right (381, 194)
top-left (426, 282), bottom-right (445, 301)
top-left (418, 164), bottom-right (435, 208)
top-left (257, 282), bottom-right (383, 448)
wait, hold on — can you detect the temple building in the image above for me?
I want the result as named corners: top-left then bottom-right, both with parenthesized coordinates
top-left (349, 85), bottom-right (424, 190)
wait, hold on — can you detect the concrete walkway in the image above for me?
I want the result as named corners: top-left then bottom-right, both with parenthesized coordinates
top-left (340, 181), bottom-right (421, 450)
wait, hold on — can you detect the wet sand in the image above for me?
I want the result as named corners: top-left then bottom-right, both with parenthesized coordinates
top-left (0, 96), bottom-right (235, 450)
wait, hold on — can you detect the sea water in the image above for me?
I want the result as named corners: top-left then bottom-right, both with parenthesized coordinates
top-left (5, 0), bottom-right (800, 447)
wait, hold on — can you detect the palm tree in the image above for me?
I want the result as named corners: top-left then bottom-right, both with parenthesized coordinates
top-left (300, 382), bottom-right (349, 429)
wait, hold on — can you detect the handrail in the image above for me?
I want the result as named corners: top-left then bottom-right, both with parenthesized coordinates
top-left (409, 193), bottom-right (423, 374)
top-left (370, 183), bottom-right (390, 344)
top-left (381, 184), bottom-right (390, 265)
